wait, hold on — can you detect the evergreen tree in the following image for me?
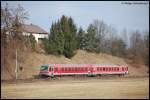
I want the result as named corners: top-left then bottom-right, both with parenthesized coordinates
top-left (77, 27), bottom-right (86, 49)
top-left (84, 24), bottom-right (100, 53)
top-left (44, 15), bottom-right (77, 58)
top-left (63, 17), bottom-right (77, 58)
top-left (28, 34), bottom-right (36, 50)
top-left (48, 21), bottom-right (65, 55)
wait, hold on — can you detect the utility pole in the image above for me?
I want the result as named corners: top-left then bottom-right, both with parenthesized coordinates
top-left (15, 49), bottom-right (18, 80)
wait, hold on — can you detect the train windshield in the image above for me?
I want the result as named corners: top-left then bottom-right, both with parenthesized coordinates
top-left (40, 65), bottom-right (48, 71)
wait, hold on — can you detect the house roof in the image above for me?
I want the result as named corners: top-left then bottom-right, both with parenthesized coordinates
top-left (21, 24), bottom-right (48, 34)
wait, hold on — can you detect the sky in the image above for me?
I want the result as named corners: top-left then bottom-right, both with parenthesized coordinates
top-left (1, 1), bottom-right (149, 35)
top-left (1, 1), bottom-right (149, 46)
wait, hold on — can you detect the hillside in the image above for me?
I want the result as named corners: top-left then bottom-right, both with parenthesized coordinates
top-left (1, 50), bottom-right (149, 80)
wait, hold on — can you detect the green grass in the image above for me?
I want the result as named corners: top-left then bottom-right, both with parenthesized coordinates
top-left (32, 66), bottom-right (41, 71)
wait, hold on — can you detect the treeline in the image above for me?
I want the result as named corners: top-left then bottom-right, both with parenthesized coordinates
top-left (43, 15), bottom-right (149, 66)
top-left (1, 3), bottom-right (149, 66)
top-left (43, 15), bottom-right (78, 58)
top-left (1, 3), bottom-right (36, 51)
top-left (1, 3), bottom-right (37, 77)
top-left (43, 16), bottom-right (126, 58)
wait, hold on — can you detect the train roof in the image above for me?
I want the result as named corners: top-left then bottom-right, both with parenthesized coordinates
top-left (42, 64), bottom-right (128, 67)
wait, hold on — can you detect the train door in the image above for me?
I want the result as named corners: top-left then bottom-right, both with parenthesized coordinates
top-left (49, 65), bottom-right (54, 77)
top-left (87, 65), bottom-right (93, 76)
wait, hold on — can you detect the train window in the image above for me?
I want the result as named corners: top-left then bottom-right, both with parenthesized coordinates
top-left (85, 68), bottom-right (87, 71)
top-left (70, 67), bottom-right (72, 71)
top-left (71, 67), bottom-right (72, 71)
top-left (75, 67), bottom-right (77, 71)
top-left (49, 67), bottom-right (51, 71)
top-left (71, 67), bottom-right (73, 71)
top-left (114, 67), bottom-right (116, 71)
top-left (117, 68), bottom-right (119, 71)
top-left (55, 67), bottom-right (58, 71)
top-left (103, 67), bottom-right (105, 71)
top-left (99, 67), bottom-right (101, 71)
top-left (64, 67), bottom-right (66, 71)
top-left (109, 68), bottom-right (111, 71)
top-left (113, 67), bottom-right (115, 71)
top-left (84, 67), bottom-right (86, 71)
top-left (62, 67), bottom-right (64, 71)
top-left (122, 67), bottom-right (124, 71)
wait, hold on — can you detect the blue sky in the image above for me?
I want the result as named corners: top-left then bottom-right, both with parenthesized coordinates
top-left (1, 1), bottom-right (149, 34)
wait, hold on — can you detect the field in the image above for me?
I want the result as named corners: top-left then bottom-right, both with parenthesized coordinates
top-left (1, 76), bottom-right (149, 99)
top-left (1, 50), bottom-right (149, 99)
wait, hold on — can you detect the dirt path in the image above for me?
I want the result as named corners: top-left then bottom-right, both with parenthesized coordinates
top-left (1, 77), bottom-right (149, 99)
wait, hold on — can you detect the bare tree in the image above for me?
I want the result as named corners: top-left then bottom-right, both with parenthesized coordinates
top-left (1, 3), bottom-right (29, 80)
top-left (129, 30), bottom-right (146, 64)
top-left (93, 19), bottom-right (109, 53)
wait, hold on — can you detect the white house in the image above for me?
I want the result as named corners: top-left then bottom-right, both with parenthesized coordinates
top-left (21, 24), bottom-right (48, 42)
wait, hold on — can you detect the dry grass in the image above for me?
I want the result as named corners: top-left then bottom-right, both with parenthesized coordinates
top-left (1, 77), bottom-right (149, 99)
top-left (1, 50), bottom-right (149, 80)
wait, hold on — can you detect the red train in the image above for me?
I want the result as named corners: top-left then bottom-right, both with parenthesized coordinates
top-left (39, 64), bottom-right (128, 77)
